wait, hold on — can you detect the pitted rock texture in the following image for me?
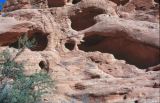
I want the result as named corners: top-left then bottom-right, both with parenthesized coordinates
top-left (0, 0), bottom-right (159, 103)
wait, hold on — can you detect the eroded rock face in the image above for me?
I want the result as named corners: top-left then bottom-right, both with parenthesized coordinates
top-left (78, 17), bottom-right (159, 68)
top-left (0, 17), bottom-right (33, 46)
top-left (0, 0), bottom-right (159, 103)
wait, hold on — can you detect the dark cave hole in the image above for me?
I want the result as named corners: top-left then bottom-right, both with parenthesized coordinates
top-left (39, 61), bottom-right (46, 69)
top-left (80, 34), bottom-right (106, 47)
top-left (78, 34), bottom-right (160, 69)
top-left (70, 7), bottom-right (105, 31)
top-left (65, 40), bottom-right (75, 50)
top-left (39, 61), bottom-right (49, 72)
top-left (72, 0), bottom-right (81, 4)
top-left (9, 32), bottom-right (48, 51)
top-left (154, 0), bottom-right (159, 4)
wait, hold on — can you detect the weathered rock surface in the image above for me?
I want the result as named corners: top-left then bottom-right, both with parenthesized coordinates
top-left (0, 0), bottom-right (159, 103)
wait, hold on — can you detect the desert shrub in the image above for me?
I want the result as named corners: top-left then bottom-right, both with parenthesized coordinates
top-left (17, 34), bottom-right (36, 49)
top-left (0, 49), bottom-right (23, 79)
top-left (0, 70), bottom-right (53, 103)
top-left (0, 34), bottom-right (53, 103)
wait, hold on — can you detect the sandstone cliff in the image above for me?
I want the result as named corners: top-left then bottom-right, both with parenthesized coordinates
top-left (0, 0), bottom-right (159, 103)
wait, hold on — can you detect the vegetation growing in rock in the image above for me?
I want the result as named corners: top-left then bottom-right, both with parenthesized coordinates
top-left (0, 34), bottom-right (53, 103)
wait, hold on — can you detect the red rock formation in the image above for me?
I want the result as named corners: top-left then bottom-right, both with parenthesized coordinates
top-left (0, 0), bottom-right (159, 102)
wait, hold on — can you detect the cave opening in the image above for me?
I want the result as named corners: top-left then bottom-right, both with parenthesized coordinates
top-left (65, 40), bottom-right (75, 51)
top-left (70, 7), bottom-right (105, 31)
top-left (72, 0), bottom-right (81, 4)
top-left (78, 34), bottom-right (160, 69)
top-left (78, 34), bottom-right (106, 49)
top-left (39, 60), bottom-right (49, 72)
top-left (9, 32), bottom-right (48, 51)
top-left (154, 0), bottom-right (159, 4)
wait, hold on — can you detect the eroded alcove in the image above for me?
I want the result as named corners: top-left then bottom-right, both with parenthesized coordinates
top-left (70, 7), bottom-right (105, 31)
top-left (9, 32), bottom-right (48, 51)
top-left (78, 34), bottom-right (160, 69)
top-left (154, 0), bottom-right (159, 4)
top-left (65, 40), bottom-right (76, 50)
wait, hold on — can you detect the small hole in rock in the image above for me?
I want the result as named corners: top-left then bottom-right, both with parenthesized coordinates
top-left (65, 41), bottom-right (75, 50)
top-left (134, 100), bottom-right (139, 103)
top-left (78, 34), bottom-right (160, 69)
top-left (91, 75), bottom-right (101, 79)
top-left (39, 60), bottom-right (49, 72)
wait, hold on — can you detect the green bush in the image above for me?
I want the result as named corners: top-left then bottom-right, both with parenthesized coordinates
top-left (0, 69), bottom-right (53, 103)
top-left (0, 49), bottom-right (23, 79)
top-left (0, 34), bottom-right (53, 103)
